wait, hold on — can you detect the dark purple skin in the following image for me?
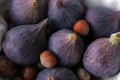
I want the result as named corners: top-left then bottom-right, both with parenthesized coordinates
top-left (83, 38), bottom-right (120, 78)
top-left (2, 19), bottom-right (47, 65)
top-left (36, 67), bottom-right (78, 80)
top-left (48, 0), bottom-right (85, 30)
top-left (10, 0), bottom-right (47, 25)
top-left (85, 7), bottom-right (120, 38)
top-left (48, 29), bottom-right (84, 67)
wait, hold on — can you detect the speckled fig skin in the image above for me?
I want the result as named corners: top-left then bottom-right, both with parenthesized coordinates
top-left (10, 0), bottom-right (47, 25)
top-left (85, 7), bottom-right (120, 38)
top-left (48, 29), bottom-right (84, 67)
top-left (48, 0), bottom-right (85, 30)
top-left (83, 38), bottom-right (120, 78)
top-left (2, 19), bottom-right (48, 65)
top-left (36, 67), bottom-right (78, 80)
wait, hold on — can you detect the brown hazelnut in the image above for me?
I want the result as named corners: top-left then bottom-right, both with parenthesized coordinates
top-left (73, 20), bottom-right (89, 36)
top-left (77, 68), bottom-right (91, 80)
top-left (40, 50), bottom-right (57, 68)
top-left (23, 66), bottom-right (36, 80)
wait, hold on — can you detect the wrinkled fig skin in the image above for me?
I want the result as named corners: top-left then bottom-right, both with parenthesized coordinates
top-left (36, 67), bottom-right (78, 80)
top-left (83, 38), bottom-right (120, 78)
top-left (85, 7), bottom-right (120, 38)
top-left (2, 19), bottom-right (48, 65)
top-left (48, 0), bottom-right (85, 30)
top-left (10, 0), bottom-right (47, 25)
top-left (48, 29), bottom-right (84, 67)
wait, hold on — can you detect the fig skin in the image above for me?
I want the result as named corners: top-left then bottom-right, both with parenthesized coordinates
top-left (85, 7), bottom-right (120, 38)
top-left (48, 0), bottom-right (85, 30)
top-left (48, 29), bottom-right (84, 67)
top-left (83, 38), bottom-right (120, 78)
top-left (2, 19), bottom-right (48, 65)
top-left (36, 67), bottom-right (78, 80)
top-left (10, 0), bottom-right (47, 25)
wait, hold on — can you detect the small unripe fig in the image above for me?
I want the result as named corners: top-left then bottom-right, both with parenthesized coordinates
top-left (73, 20), bottom-right (89, 36)
top-left (40, 50), bottom-right (57, 68)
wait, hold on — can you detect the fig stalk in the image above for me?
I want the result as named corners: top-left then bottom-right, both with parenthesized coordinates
top-left (109, 32), bottom-right (120, 45)
top-left (48, 77), bottom-right (54, 80)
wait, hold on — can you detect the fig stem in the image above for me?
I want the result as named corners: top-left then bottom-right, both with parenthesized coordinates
top-left (32, 0), bottom-right (38, 6)
top-left (71, 33), bottom-right (77, 40)
top-left (48, 77), bottom-right (54, 80)
top-left (109, 32), bottom-right (120, 45)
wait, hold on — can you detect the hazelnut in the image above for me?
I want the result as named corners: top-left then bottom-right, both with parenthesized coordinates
top-left (40, 50), bottom-right (57, 68)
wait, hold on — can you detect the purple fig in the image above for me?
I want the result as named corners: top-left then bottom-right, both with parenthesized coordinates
top-left (2, 19), bottom-right (48, 65)
top-left (48, 0), bottom-right (85, 30)
top-left (10, 0), bottom-right (47, 25)
top-left (83, 32), bottom-right (120, 78)
top-left (85, 7), bottom-right (120, 38)
top-left (36, 67), bottom-right (78, 80)
top-left (48, 29), bottom-right (84, 67)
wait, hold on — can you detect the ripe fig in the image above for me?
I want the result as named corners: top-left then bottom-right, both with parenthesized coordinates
top-left (0, 15), bottom-right (8, 51)
top-left (36, 67), bottom-right (78, 80)
top-left (48, 0), bottom-right (85, 30)
top-left (83, 32), bottom-right (120, 78)
top-left (85, 7), bottom-right (120, 38)
top-left (2, 19), bottom-right (48, 65)
top-left (10, 0), bottom-right (47, 25)
top-left (48, 29), bottom-right (84, 67)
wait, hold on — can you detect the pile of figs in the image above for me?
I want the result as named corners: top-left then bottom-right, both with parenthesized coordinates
top-left (0, 0), bottom-right (119, 80)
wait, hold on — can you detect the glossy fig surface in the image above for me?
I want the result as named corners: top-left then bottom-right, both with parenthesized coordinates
top-left (48, 29), bottom-right (84, 67)
top-left (85, 7), bottom-right (120, 38)
top-left (83, 38), bottom-right (120, 78)
top-left (36, 67), bottom-right (78, 80)
top-left (2, 19), bottom-right (48, 65)
top-left (48, 0), bottom-right (85, 30)
top-left (10, 0), bottom-right (47, 25)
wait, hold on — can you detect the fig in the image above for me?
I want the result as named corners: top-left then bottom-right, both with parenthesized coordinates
top-left (85, 7), bottom-right (120, 38)
top-left (40, 50), bottom-right (57, 68)
top-left (83, 32), bottom-right (120, 78)
top-left (85, 0), bottom-right (120, 11)
top-left (0, 15), bottom-right (8, 51)
top-left (48, 0), bottom-right (85, 30)
top-left (48, 29), bottom-right (84, 67)
top-left (36, 67), bottom-right (78, 80)
top-left (73, 20), bottom-right (89, 36)
top-left (10, 0), bottom-right (47, 25)
top-left (2, 19), bottom-right (48, 65)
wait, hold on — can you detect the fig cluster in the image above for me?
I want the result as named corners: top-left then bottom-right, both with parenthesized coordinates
top-left (0, 0), bottom-right (119, 80)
